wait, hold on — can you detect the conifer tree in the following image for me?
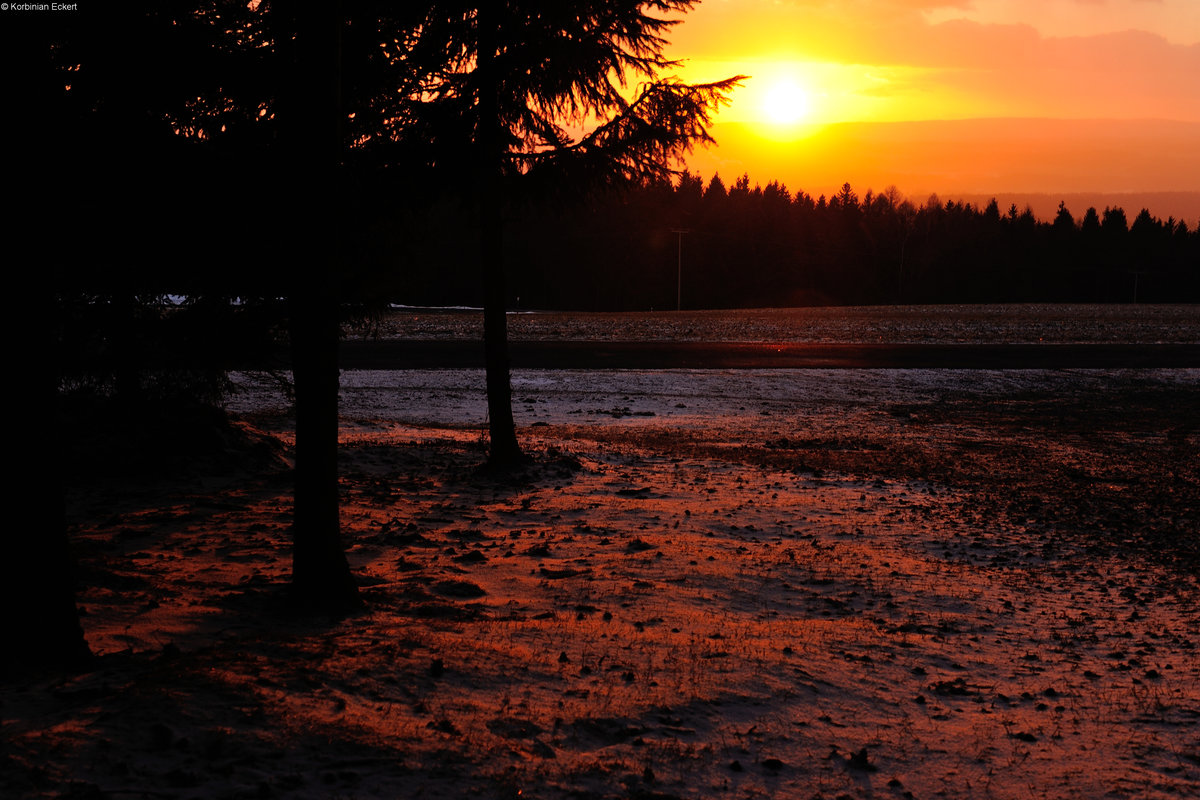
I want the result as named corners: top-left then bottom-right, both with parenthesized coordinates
top-left (402, 2), bottom-right (740, 466)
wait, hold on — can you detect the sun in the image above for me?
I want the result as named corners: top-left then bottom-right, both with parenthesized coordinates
top-left (761, 80), bottom-right (811, 126)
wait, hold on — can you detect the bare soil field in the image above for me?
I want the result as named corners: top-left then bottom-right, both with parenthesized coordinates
top-left (4, 307), bottom-right (1200, 800)
top-left (369, 304), bottom-right (1200, 344)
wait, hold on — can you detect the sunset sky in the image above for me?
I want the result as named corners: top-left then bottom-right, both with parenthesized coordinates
top-left (658, 0), bottom-right (1200, 217)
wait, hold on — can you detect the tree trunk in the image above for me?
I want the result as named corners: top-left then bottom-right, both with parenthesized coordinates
top-left (476, 4), bottom-right (522, 468)
top-left (481, 195), bottom-right (521, 467)
top-left (3, 296), bottom-right (93, 677)
top-left (1, 21), bottom-right (92, 677)
top-left (281, 3), bottom-right (359, 610)
top-left (289, 290), bottom-right (358, 610)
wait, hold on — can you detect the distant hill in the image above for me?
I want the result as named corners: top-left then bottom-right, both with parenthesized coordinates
top-left (688, 118), bottom-right (1200, 224)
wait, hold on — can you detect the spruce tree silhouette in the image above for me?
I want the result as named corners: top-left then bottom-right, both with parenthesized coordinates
top-left (21, 4), bottom-right (365, 616)
top-left (406, 2), bottom-right (740, 467)
top-left (273, 6), bottom-right (361, 611)
top-left (1053, 201), bottom-right (1076, 233)
top-left (2, 9), bottom-right (123, 673)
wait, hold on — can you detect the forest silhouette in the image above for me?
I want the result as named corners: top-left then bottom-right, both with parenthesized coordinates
top-left (399, 174), bottom-right (1200, 310)
top-left (5, 1), bottom-right (740, 672)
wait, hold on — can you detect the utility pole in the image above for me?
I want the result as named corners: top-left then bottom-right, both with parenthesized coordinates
top-left (671, 228), bottom-right (689, 311)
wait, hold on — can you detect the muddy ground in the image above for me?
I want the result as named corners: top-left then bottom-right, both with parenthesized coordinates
top-left (4, 360), bottom-right (1198, 800)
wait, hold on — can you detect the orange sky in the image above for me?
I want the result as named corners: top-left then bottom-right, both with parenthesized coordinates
top-left (659, 0), bottom-right (1200, 215)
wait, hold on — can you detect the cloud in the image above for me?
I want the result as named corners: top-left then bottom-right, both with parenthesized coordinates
top-left (928, 0), bottom-right (1200, 43)
top-left (897, 24), bottom-right (1200, 120)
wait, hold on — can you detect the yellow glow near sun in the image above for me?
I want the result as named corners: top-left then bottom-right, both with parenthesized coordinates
top-left (679, 58), bottom-right (962, 132)
top-left (762, 80), bottom-right (811, 125)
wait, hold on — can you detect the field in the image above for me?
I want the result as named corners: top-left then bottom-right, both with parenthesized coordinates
top-left (368, 303), bottom-right (1200, 344)
top-left (4, 305), bottom-right (1200, 799)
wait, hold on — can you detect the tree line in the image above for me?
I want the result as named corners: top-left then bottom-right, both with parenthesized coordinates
top-left (393, 173), bottom-right (1200, 310)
